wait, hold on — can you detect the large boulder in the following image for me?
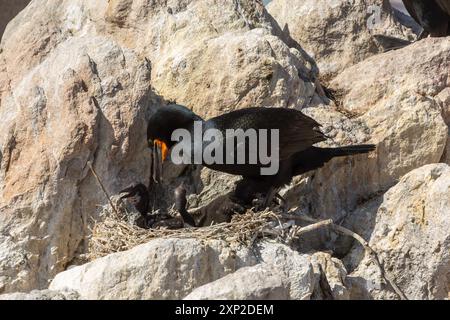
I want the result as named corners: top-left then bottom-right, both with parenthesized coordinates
top-left (0, 0), bottom-right (322, 293)
top-left (49, 239), bottom-right (340, 300)
top-left (184, 265), bottom-right (291, 300)
top-left (1, 0), bottom-right (321, 119)
top-left (344, 164), bottom-right (450, 300)
top-left (50, 238), bottom-right (255, 299)
top-left (331, 38), bottom-right (450, 116)
top-left (183, 250), bottom-right (350, 300)
top-left (267, 0), bottom-right (417, 78)
top-left (0, 0), bottom-right (30, 39)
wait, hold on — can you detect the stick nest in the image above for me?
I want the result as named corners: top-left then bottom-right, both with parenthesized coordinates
top-left (88, 204), bottom-right (279, 261)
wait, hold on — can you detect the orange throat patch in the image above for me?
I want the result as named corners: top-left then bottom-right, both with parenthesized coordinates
top-left (154, 139), bottom-right (168, 162)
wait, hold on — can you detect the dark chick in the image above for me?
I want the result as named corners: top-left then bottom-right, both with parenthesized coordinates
top-left (402, 0), bottom-right (450, 37)
top-left (119, 183), bottom-right (151, 229)
top-left (174, 185), bottom-right (196, 227)
top-left (147, 105), bottom-right (376, 207)
top-left (147, 104), bottom-right (203, 184)
top-left (119, 183), bottom-right (195, 228)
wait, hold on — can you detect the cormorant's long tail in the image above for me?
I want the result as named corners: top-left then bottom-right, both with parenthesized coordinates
top-left (292, 144), bottom-right (376, 176)
top-left (323, 144), bottom-right (376, 157)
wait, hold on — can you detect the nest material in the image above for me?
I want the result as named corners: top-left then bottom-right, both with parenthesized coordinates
top-left (88, 204), bottom-right (277, 261)
top-left (87, 202), bottom-right (407, 300)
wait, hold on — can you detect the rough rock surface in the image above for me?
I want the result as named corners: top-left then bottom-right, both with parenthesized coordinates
top-left (50, 239), bottom-right (332, 300)
top-left (436, 87), bottom-right (450, 165)
top-left (184, 250), bottom-right (350, 300)
top-left (0, 289), bottom-right (78, 300)
top-left (332, 38), bottom-right (450, 116)
top-left (343, 164), bottom-right (450, 300)
top-left (49, 239), bottom-right (252, 299)
top-left (0, 0), bottom-right (321, 293)
top-left (267, 0), bottom-right (417, 78)
top-left (0, 32), bottom-right (160, 292)
top-left (186, 242), bottom-right (327, 300)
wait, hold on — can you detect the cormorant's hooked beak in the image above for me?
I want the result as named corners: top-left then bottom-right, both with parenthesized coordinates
top-left (149, 139), bottom-right (169, 184)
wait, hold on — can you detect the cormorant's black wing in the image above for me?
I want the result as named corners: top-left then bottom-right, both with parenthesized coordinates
top-left (206, 107), bottom-right (326, 161)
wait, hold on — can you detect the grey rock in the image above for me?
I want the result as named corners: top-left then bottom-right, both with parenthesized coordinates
top-left (0, 289), bottom-right (78, 300)
top-left (0, 0), bottom-right (321, 293)
top-left (344, 164), bottom-right (450, 300)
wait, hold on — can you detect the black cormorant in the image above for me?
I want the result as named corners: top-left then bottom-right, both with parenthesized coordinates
top-left (147, 105), bottom-right (376, 207)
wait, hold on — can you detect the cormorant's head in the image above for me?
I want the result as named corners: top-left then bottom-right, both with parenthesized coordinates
top-left (147, 104), bottom-right (202, 183)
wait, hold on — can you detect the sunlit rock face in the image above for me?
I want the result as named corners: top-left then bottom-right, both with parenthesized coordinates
top-left (267, 0), bottom-right (416, 78)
